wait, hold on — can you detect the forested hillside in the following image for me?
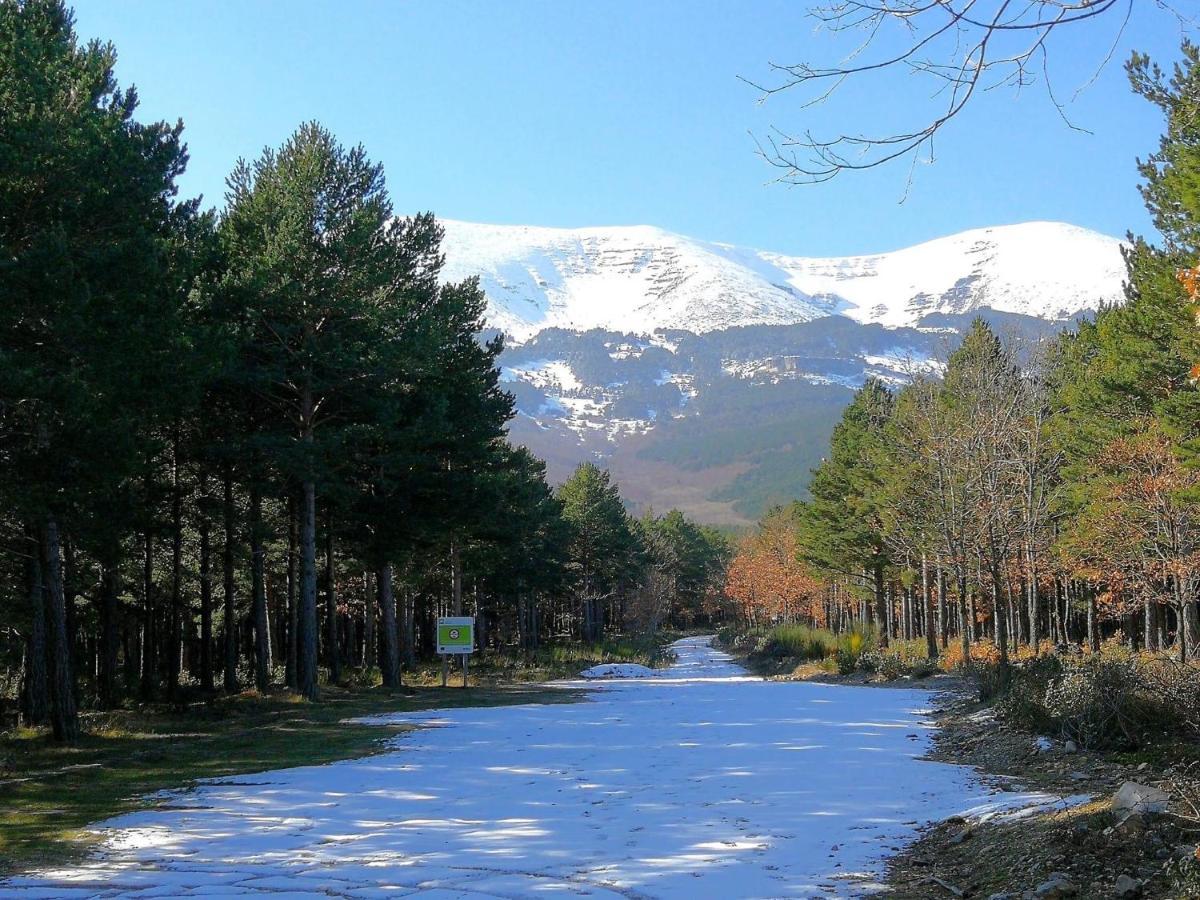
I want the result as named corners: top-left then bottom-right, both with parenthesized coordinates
top-left (722, 41), bottom-right (1200, 720)
top-left (0, 1), bottom-right (728, 745)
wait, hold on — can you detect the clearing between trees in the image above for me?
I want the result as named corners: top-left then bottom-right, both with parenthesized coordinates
top-left (2, 636), bottom-right (1083, 899)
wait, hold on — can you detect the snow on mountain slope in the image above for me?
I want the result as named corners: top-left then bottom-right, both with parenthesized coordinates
top-left (440, 219), bottom-right (1125, 340)
top-left (764, 221), bottom-right (1126, 329)
top-left (439, 221), bottom-right (834, 340)
top-left (438, 218), bottom-right (1126, 524)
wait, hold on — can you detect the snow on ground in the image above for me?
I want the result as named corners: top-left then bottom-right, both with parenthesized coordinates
top-left (499, 359), bottom-right (582, 393)
top-left (1, 637), bottom-right (1080, 900)
top-left (578, 663), bottom-right (657, 679)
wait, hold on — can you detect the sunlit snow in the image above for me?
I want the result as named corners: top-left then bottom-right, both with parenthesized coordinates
top-left (2, 637), bottom-right (1081, 899)
top-left (441, 220), bottom-right (1124, 341)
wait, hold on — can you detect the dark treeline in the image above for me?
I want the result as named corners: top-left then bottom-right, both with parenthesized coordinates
top-left (0, 1), bottom-right (729, 743)
top-left (734, 43), bottom-right (1200, 671)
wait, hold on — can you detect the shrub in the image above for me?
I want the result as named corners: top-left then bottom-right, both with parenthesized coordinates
top-left (834, 648), bottom-right (859, 676)
top-left (876, 653), bottom-right (908, 681)
top-left (1042, 655), bottom-right (1160, 749)
top-left (716, 625), bottom-right (744, 648)
top-left (719, 623), bottom-right (878, 677)
top-left (762, 624), bottom-right (836, 661)
top-left (1012, 639), bottom-right (1059, 663)
top-left (907, 657), bottom-right (940, 679)
top-left (994, 670), bottom-right (1056, 733)
top-left (939, 639), bottom-right (1002, 673)
top-left (1167, 848), bottom-right (1200, 897)
top-left (857, 650), bottom-right (882, 674)
top-left (1141, 658), bottom-right (1200, 739)
top-left (341, 666), bottom-right (382, 688)
top-left (846, 638), bottom-right (941, 681)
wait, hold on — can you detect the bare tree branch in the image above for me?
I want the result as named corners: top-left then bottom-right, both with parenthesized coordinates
top-left (747, 0), bottom-right (1192, 185)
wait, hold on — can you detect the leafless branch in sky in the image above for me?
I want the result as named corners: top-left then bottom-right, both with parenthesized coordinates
top-left (745, 0), bottom-right (1192, 185)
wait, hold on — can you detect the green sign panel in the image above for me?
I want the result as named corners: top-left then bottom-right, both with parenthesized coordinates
top-left (437, 616), bottom-right (475, 654)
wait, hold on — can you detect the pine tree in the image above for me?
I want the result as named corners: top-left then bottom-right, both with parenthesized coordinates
top-left (220, 123), bottom-right (405, 700)
top-left (0, 0), bottom-right (189, 738)
top-left (798, 379), bottom-right (894, 644)
top-left (558, 463), bottom-right (638, 641)
top-left (1049, 44), bottom-right (1200, 659)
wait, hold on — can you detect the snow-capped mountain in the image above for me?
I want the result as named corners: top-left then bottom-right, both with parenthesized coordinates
top-left (440, 220), bottom-right (1126, 340)
top-left (438, 219), bottom-right (1127, 525)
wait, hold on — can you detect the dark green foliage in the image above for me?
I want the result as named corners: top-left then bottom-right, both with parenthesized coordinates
top-left (0, 0), bottom-right (193, 739)
top-left (557, 463), bottom-right (639, 640)
top-left (1, 2), bottom-right (714, 744)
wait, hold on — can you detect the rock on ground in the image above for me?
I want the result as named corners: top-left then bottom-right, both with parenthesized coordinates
top-left (1112, 781), bottom-right (1171, 816)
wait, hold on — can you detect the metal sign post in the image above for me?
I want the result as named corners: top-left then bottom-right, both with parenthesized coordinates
top-left (436, 616), bottom-right (475, 688)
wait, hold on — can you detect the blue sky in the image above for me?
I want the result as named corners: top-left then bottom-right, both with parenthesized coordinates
top-left (73, 1), bottom-right (1189, 257)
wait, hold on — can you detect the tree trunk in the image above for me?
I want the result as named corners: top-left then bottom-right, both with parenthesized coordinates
top-left (361, 570), bottom-right (374, 669)
top-left (967, 583), bottom-right (978, 644)
top-left (1144, 597), bottom-right (1157, 653)
top-left (475, 581), bottom-right (486, 650)
top-left (298, 477), bottom-right (320, 701)
top-left (957, 572), bottom-right (971, 666)
top-left (23, 528), bottom-right (49, 725)
top-left (1183, 599), bottom-right (1200, 662)
top-left (1027, 545), bottom-right (1040, 649)
top-left (324, 520), bottom-right (340, 685)
top-left (285, 495), bottom-right (298, 689)
top-left (98, 556), bottom-right (121, 707)
top-left (874, 565), bottom-right (889, 649)
top-left (992, 561), bottom-right (1010, 671)
top-left (517, 589), bottom-right (528, 653)
top-left (198, 471), bottom-right (214, 693)
top-left (1087, 586), bottom-right (1100, 652)
top-left (223, 464), bottom-right (239, 693)
top-left (923, 553), bottom-right (937, 660)
top-left (530, 596), bottom-right (540, 650)
top-left (63, 537), bottom-right (79, 685)
top-left (250, 482), bottom-right (271, 692)
top-left (1062, 579), bottom-right (1073, 645)
top-left (401, 584), bottom-right (415, 667)
top-left (937, 565), bottom-right (948, 649)
top-left (168, 433), bottom-right (184, 697)
top-left (41, 517), bottom-right (79, 742)
top-left (450, 540), bottom-right (463, 616)
top-left (377, 563), bottom-right (400, 688)
top-left (140, 516), bottom-right (157, 702)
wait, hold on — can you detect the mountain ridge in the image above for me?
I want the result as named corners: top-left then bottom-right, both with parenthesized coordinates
top-left (440, 219), bottom-right (1126, 341)
top-left (436, 218), bottom-right (1127, 524)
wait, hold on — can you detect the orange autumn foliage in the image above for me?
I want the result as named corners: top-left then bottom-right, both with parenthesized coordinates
top-left (1179, 265), bottom-right (1200, 381)
top-left (1057, 428), bottom-right (1200, 621)
top-left (724, 513), bottom-right (825, 626)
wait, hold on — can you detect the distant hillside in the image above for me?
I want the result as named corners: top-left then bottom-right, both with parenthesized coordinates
top-left (439, 220), bottom-right (1124, 524)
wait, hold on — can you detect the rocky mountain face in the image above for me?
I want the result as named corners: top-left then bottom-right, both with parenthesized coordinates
top-left (441, 220), bottom-right (1126, 526)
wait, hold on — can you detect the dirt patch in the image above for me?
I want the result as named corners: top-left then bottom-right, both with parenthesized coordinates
top-left (884, 689), bottom-right (1200, 899)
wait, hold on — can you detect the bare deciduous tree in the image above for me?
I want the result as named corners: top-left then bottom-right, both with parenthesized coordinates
top-left (746, 0), bottom-right (1190, 184)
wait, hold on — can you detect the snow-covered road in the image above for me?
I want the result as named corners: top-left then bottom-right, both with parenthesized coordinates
top-left (3, 636), bottom-right (1071, 899)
